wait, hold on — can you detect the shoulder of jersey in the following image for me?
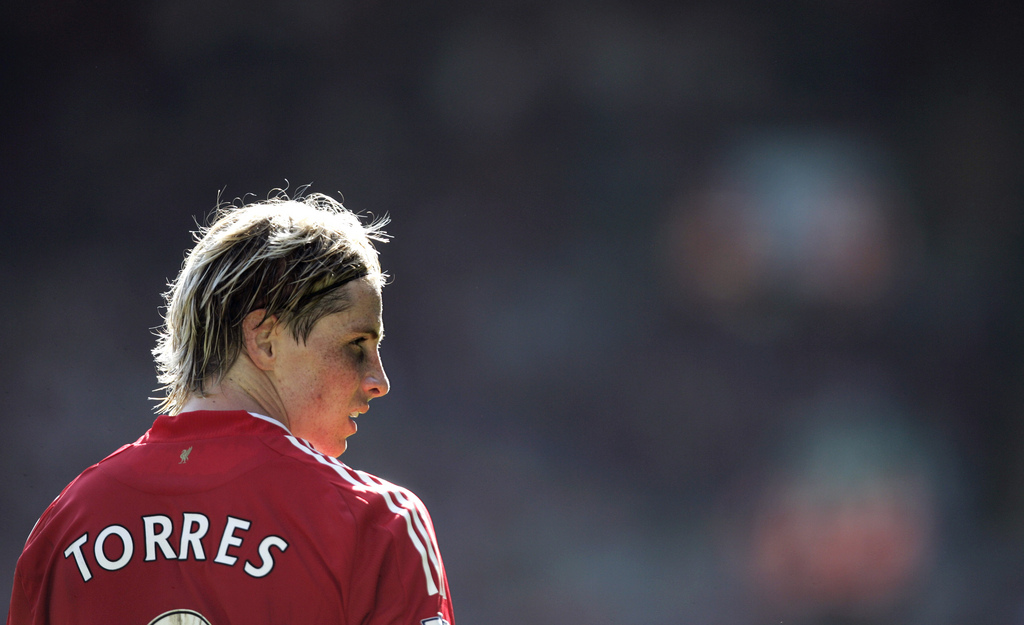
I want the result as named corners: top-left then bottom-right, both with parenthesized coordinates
top-left (279, 435), bottom-right (447, 600)
top-left (277, 434), bottom-right (421, 507)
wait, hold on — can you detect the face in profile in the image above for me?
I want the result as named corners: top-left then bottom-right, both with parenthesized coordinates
top-left (269, 276), bottom-right (390, 456)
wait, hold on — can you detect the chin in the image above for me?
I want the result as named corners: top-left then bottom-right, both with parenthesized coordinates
top-left (327, 440), bottom-right (348, 458)
top-left (309, 438), bottom-right (347, 458)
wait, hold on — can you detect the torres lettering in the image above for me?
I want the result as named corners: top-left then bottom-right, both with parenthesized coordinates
top-left (63, 513), bottom-right (288, 582)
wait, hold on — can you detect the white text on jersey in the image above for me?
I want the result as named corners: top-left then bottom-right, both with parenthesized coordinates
top-left (63, 513), bottom-right (289, 582)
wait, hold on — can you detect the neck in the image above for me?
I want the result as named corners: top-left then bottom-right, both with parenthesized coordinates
top-left (179, 359), bottom-right (289, 430)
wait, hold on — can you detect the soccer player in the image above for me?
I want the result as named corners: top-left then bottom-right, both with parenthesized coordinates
top-left (7, 193), bottom-right (454, 625)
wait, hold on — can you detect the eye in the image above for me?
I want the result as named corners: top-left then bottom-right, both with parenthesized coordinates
top-left (347, 337), bottom-right (371, 360)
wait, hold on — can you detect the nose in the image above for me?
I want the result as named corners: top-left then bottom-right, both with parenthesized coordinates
top-left (363, 353), bottom-right (390, 399)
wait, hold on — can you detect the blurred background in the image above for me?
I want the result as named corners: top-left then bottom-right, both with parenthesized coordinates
top-left (1, 0), bottom-right (1022, 622)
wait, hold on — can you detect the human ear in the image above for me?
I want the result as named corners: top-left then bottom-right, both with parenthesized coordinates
top-left (242, 309), bottom-right (279, 370)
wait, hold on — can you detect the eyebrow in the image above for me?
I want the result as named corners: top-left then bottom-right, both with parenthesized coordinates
top-left (352, 325), bottom-right (385, 342)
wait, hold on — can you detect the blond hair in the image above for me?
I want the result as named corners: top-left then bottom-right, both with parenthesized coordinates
top-left (152, 192), bottom-right (388, 414)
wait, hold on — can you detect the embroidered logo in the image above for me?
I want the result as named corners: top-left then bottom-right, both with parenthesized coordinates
top-left (421, 618), bottom-right (450, 625)
top-left (148, 609), bottom-right (212, 625)
top-left (179, 446), bottom-right (193, 464)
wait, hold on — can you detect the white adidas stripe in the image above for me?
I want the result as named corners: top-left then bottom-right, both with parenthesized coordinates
top-left (356, 470), bottom-right (445, 590)
top-left (284, 436), bottom-right (445, 597)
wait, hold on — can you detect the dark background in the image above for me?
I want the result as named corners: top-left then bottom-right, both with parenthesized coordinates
top-left (2, 1), bottom-right (1023, 622)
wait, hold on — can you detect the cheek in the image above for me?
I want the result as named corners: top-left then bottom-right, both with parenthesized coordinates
top-left (282, 361), bottom-right (333, 405)
top-left (315, 354), bottom-right (363, 398)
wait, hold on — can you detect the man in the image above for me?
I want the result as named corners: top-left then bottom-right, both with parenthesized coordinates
top-left (7, 193), bottom-right (454, 624)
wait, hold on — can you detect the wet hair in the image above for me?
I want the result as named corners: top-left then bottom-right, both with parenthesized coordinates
top-left (152, 191), bottom-right (388, 414)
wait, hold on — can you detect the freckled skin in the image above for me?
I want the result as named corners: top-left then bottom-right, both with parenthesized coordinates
top-left (269, 277), bottom-right (390, 456)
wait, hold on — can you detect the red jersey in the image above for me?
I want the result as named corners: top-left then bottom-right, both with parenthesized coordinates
top-left (7, 410), bottom-right (454, 625)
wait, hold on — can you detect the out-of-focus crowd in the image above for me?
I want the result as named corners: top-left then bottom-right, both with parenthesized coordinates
top-left (2, 1), bottom-right (1021, 622)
